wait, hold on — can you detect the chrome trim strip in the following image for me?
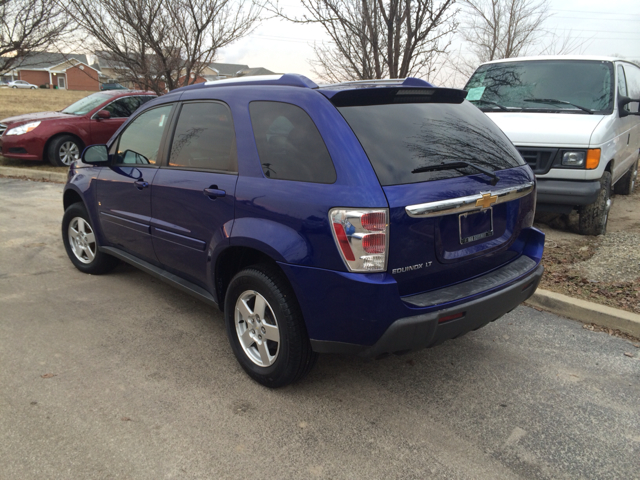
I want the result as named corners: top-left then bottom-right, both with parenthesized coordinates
top-left (405, 182), bottom-right (535, 218)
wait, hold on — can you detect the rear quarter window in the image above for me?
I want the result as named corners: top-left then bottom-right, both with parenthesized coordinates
top-left (249, 101), bottom-right (337, 183)
top-left (338, 101), bottom-right (525, 186)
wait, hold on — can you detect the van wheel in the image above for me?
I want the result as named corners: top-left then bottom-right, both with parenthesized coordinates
top-left (224, 265), bottom-right (317, 388)
top-left (614, 158), bottom-right (637, 195)
top-left (578, 171), bottom-right (611, 236)
top-left (62, 203), bottom-right (119, 274)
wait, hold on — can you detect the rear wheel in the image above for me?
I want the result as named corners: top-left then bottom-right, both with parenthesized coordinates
top-left (579, 171), bottom-right (611, 236)
top-left (48, 135), bottom-right (83, 167)
top-left (614, 158), bottom-right (638, 195)
top-left (62, 203), bottom-right (119, 274)
top-left (224, 265), bottom-right (317, 388)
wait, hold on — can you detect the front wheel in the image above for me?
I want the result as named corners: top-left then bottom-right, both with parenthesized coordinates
top-left (48, 135), bottom-right (83, 167)
top-left (62, 203), bottom-right (119, 274)
top-left (579, 171), bottom-right (611, 235)
top-left (224, 265), bottom-right (317, 388)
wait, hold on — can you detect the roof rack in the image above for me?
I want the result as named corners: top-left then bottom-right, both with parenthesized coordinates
top-left (322, 77), bottom-right (435, 89)
top-left (171, 73), bottom-right (318, 93)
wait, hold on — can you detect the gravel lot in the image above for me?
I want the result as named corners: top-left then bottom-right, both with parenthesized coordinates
top-left (1, 177), bottom-right (639, 479)
top-left (535, 186), bottom-right (640, 313)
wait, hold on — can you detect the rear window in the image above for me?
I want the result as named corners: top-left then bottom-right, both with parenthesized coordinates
top-left (338, 101), bottom-right (525, 186)
top-left (249, 101), bottom-right (336, 184)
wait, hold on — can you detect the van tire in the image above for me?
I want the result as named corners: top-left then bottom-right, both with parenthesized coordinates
top-left (614, 158), bottom-right (637, 195)
top-left (224, 265), bottom-right (317, 388)
top-left (578, 171), bottom-right (611, 236)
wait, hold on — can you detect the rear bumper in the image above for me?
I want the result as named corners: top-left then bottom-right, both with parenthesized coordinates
top-left (313, 263), bottom-right (542, 357)
top-left (536, 179), bottom-right (600, 209)
top-left (279, 227), bottom-right (545, 356)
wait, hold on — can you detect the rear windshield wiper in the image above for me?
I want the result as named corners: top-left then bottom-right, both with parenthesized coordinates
top-left (412, 161), bottom-right (500, 185)
top-left (469, 99), bottom-right (509, 111)
top-left (523, 98), bottom-right (594, 114)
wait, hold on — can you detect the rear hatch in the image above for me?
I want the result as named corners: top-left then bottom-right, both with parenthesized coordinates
top-left (334, 90), bottom-right (535, 297)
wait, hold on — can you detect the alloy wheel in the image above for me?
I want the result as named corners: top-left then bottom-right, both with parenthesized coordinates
top-left (59, 141), bottom-right (80, 166)
top-left (234, 290), bottom-right (280, 367)
top-left (68, 217), bottom-right (96, 264)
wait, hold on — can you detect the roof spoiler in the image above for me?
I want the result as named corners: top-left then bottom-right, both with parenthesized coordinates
top-left (324, 86), bottom-right (467, 107)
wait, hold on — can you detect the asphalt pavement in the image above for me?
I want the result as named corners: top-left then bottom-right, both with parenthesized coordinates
top-left (1, 177), bottom-right (639, 479)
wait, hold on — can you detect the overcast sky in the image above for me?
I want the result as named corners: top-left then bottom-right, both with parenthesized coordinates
top-left (217, 0), bottom-right (640, 86)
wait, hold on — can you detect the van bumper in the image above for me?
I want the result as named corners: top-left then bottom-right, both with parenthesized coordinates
top-left (536, 179), bottom-right (600, 211)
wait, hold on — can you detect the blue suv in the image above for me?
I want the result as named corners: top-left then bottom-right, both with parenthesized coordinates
top-left (61, 74), bottom-right (545, 387)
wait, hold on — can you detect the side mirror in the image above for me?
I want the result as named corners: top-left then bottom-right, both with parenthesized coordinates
top-left (618, 95), bottom-right (640, 117)
top-left (82, 144), bottom-right (109, 164)
top-left (96, 109), bottom-right (111, 120)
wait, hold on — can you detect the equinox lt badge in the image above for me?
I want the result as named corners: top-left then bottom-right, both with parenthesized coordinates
top-left (392, 261), bottom-right (432, 274)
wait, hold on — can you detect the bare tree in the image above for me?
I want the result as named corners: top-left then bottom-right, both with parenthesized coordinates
top-left (268, 0), bottom-right (458, 82)
top-left (455, 0), bottom-right (588, 78)
top-left (63, 0), bottom-right (261, 94)
top-left (0, 0), bottom-right (70, 73)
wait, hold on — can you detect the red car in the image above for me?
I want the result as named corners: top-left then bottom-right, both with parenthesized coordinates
top-left (0, 90), bottom-right (156, 166)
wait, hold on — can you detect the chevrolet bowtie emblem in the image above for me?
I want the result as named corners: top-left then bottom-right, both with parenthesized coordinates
top-left (475, 193), bottom-right (498, 209)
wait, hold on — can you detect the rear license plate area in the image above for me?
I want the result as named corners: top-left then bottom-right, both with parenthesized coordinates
top-left (459, 208), bottom-right (493, 244)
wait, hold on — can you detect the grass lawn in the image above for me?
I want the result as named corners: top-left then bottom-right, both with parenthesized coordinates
top-left (0, 88), bottom-right (94, 170)
top-left (0, 87), bottom-right (92, 121)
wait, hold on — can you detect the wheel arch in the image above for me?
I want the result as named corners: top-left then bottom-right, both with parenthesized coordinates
top-left (214, 246), bottom-right (292, 313)
top-left (44, 132), bottom-right (85, 161)
top-left (63, 187), bottom-right (84, 211)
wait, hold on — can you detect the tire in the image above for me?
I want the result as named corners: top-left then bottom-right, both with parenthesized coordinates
top-left (614, 158), bottom-right (638, 195)
top-left (62, 203), bottom-right (119, 274)
top-left (30, 86), bottom-right (36, 89)
top-left (579, 171), bottom-right (612, 236)
top-left (224, 265), bottom-right (317, 388)
top-left (12, 86), bottom-right (17, 88)
top-left (48, 135), bottom-right (83, 167)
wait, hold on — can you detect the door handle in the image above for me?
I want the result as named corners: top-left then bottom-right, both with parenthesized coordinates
top-left (203, 186), bottom-right (226, 199)
top-left (134, 180), bottom-right (149, 190)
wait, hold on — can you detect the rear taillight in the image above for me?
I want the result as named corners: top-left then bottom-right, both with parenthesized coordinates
top-left (329, 208), bottom-right (389, 272)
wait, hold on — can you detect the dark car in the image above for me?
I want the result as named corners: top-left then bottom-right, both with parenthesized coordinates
top-left (0, 90), bottom-right (156, 166)
top-left (101, 82), bottom-right (127, 91)
top-left (61, 74), bottom-right (545, 387)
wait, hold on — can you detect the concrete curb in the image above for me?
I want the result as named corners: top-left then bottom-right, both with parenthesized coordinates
top-left (527, 289), bottom-right (640, 338)
top-left (0, 166), bottom-right (67, 183)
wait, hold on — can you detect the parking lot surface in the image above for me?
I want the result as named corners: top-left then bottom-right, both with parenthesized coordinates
top-left (1, 177), bottom-right (639, 479)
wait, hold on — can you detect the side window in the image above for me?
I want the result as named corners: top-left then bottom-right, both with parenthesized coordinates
top-left (624, 64), bottom-right (640, 113)
top-left (104, 97), bottom-right (138, 118)
top-left (168, 102), bottom-right (237, 172)
top-left (116, 105), bottom-right (172, 165)
top-left (249, 101), bottom-right (337, 183)
top-left (618, 65), bottom-right (628, 95)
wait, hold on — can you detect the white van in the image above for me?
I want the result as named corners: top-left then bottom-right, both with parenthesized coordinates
top-left (464, 56), bottom-right (640, 235)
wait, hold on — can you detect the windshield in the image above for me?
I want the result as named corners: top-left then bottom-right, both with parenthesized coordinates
top-left (61, 92), bottom-right (113, 115)
top-left (338, 102), bottom-right (525, 186)
top-left (465, 60), bottom-right (614, 113)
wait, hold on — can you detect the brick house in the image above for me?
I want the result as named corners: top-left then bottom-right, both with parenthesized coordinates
top-left (5, 53), bottom-right (101, 91)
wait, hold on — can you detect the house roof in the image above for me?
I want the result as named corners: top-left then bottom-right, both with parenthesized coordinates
top-left (14, 52), bottom-right (89, 70)
top-left (237, 67), bottom-right (278, 77)
top-left (209, 62), bottom-right (250, 76)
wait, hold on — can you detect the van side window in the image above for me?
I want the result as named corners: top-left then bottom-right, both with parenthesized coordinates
top-left (249, 101), bottom-right (337, 183)
top-left (624, 64), bottom-right (640, 113)
top-left (168, 102), bottom-right (238, 172)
